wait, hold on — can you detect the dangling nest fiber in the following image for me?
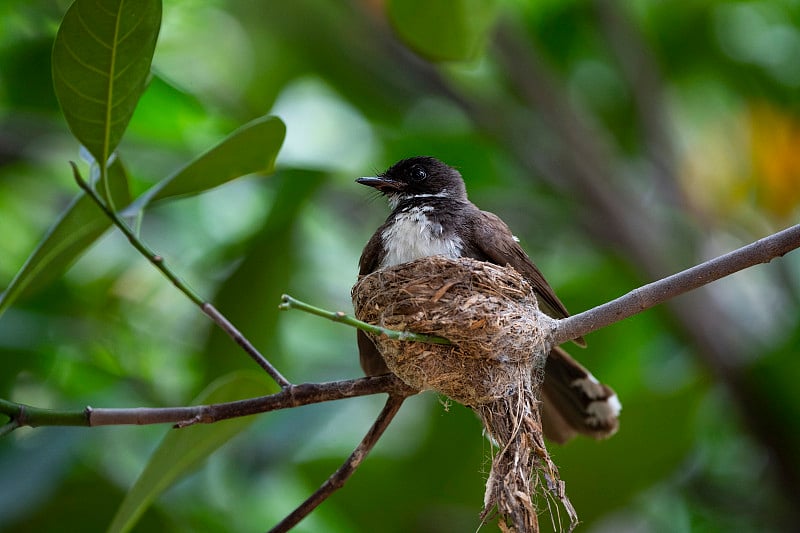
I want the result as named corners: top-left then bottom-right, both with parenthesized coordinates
top-left (352, 256), bottom-right (577, 532)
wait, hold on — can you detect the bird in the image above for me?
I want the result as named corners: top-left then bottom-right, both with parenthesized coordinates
top-left (355, 156), bottom-right (620, 444)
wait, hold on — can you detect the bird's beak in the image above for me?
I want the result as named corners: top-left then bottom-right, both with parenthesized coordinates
top-left (356, 176), bottom-right (404, 192)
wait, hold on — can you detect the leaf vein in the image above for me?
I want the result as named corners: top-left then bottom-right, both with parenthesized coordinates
top-left (75, 8), bottom-right (114, 51)
top-left (53, 62), bottom-right (108, 105)
top-left (116, 10), bottom-right (147, 44)
top-left (60, 38), bottom-right (110, 78)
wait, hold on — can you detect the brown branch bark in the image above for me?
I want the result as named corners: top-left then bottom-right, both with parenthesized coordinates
top-left (553, 224), bottom-right (800, 344)
top-left (457, 19), bottom-right (800, 511)
top-left (201, 303), bottom-right (291, 388)
top-left (86, 375), bottom-right (412, 427)
top-left (268, 395), bottom-right (408, 533)
top-left (0, 376), bottom-right (412, 429)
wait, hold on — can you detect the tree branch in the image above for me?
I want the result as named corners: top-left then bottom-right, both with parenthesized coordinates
top-left (200, 302), bottom-right (291, 387)
top-left (7, 223), bottom-right (794, 432)
top-left (268, 394), bottom-right (408, 533)
top-left (554, 224), bottom-right (800, 344)
top-left (70, 162), bottom-right (291, 388)
top-left (0, 376), bottom-right (413, 429)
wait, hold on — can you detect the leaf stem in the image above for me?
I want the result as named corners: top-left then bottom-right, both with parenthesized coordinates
top-left (279, 294), bottom-right (451, 345)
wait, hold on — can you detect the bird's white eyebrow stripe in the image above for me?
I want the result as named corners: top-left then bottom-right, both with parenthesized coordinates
top-left (389, 191), bottom-right (451, 210)
top-left (409, 191), bottom-right (450, 198)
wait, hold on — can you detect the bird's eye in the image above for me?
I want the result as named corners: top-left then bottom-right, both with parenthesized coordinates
top-left (410, 165), bottom-right (427, 181)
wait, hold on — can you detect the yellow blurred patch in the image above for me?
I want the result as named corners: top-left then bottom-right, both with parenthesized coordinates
top-left (678, 102), bottom-right (800, 224)
top-left (678, 109), bottom-right (750, 219)
top-left (749, 103), bottom-right (800, 220)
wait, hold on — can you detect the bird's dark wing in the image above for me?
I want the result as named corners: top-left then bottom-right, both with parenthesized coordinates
top-left (357, 226), bottom-right (392, 376)
top-left (358, 227), bottom-right (386, 275)
top-left (471, 210), bottom-right (572, 320)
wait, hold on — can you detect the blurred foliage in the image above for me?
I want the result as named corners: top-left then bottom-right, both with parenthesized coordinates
top-left (1, 0), bottom-right (799, 532)
top-left (387, 0), bottom-right (498, 61)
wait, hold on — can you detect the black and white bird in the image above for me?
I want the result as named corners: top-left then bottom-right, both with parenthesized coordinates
top-left (356, 156), bottom-right (620, 443)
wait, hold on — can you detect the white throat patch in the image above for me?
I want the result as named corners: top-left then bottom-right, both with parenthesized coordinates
top-left (379, 206), bottom-right (463, 268)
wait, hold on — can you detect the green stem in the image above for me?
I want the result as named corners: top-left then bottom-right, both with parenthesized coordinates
top-left (0, 398), bottom-right (89, 429)
top-left (279, 294), bottom-right (451, 345)
top-left (71, 162), bottom-right (204, 306)
top-left (70, 162), bottom-right (291, 388)
top-left (101, 158), bottom-right (115, 213)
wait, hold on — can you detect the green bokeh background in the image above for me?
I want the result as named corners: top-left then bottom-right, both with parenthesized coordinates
top-left (2, 0), bottom-right (799, 531)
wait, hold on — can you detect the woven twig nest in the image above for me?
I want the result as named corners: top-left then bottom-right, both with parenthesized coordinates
top-left (352, 256), bottom-right (576, 532)
top-left (352, 256), bottom-right (555, 406)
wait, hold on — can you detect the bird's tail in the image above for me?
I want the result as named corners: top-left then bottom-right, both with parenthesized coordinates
top-left (540, 346), bottom-right (621, 444)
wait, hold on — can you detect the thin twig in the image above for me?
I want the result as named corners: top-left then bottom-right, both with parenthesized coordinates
top-left (554, 224), bottom-right (800, 344)
top-left (70, 162), bottom-right (289, 387)
top-left (268, 394), bottom-right (408, 533)
top-left (70, 163), bottom-right (204, 306)
top-left (0, 419), bottom-right (20, 437)
top-left (279, 294), bottom-right (451, 344)
top-left (0, 376), bottom-right (413, 430)
top-left (203, 303), bottom-right (291, 387)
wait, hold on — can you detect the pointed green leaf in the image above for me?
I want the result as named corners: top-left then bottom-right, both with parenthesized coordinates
top-left (388, 0), bottom-right (497, 61)
top-left (124, 115), bottom-right (286, 214)
top-left (108, 371), bottom-right (276, 533)
top-left (52, 0), bottom-right (161, 165)
top-left (0, 159), bottom-right (131, 318)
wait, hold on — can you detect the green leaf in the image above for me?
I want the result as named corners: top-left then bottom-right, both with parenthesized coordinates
top-left (387, 0), bottom-right (497, 61)
top-left (52, 0), bottom-right (161, 165)
top-left (0, 159), bottom-right (131, 318)
top-left (0, 115), bottom-right (285, 318)
top-left (107, 371), bottom-right (275, 533)
top-left (123, 115), bottom-right (286, 214)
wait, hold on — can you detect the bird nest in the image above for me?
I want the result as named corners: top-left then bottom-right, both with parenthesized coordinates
top-left (352, 256), bottom-right (553, 406)
top-left (352, 256), bottom-right (576, 532)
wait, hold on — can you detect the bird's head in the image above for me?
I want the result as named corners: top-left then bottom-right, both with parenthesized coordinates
top-left (357, 156), bottom-right (467, 208)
